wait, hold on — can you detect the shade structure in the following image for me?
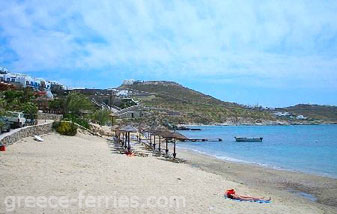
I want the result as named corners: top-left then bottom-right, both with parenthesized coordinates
top-left (119, 125), bottom-right (138, 133)
top-left (111, 125), bottom-right (120, 131)
top-left (159, 130), bottom-right (188, 141)
top-left (137, 124), bottom-right (149, 133)
top-left (109, 112), bottom-right (117, 117)
top-left (151, 126), bottom-right (169, 135)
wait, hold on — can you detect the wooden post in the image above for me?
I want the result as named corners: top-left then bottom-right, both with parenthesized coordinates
top-left (153, 135), bottom-right (156, 150)
top-left (173, 139), bottom-right (176, 159)
top-left (149, 133), bottom-right (152, 145)
top-left (127, 132), bottom-right (131, 153)
top-left (165, 139), bottom-right (169, 156)
top-left (158, 136), bottom-right (161, 151)
top-left (124, 132), bottom-right (127, 149)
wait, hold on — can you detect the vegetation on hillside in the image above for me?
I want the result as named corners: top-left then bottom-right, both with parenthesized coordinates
top-left (278, 104), bottom-right (337, 122)
top-left (91, 109), bottom-right (111, 125)
top-left (52, 92), bottom-right (111, 128)
top-left (64, 92), bottom-right (94, 115)
top-left (121, 81), bottom-right (275, 124)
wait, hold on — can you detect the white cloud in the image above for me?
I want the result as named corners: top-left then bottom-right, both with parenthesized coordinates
top-left (0, 0), bottom-right (337, 89)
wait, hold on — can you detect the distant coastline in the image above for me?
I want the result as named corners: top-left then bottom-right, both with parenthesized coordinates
top-left (178, 120), bottom-right (337, 127)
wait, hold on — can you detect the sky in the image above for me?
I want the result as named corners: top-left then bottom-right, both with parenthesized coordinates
top-left (0, 0), bottom-right (337, 107)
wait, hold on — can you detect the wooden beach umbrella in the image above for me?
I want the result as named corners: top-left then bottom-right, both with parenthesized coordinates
top-left (109, 112), bottom-right (117, 126)
top-left (119, 125), bottom-right (138, 153)
top-left (171, 132), bottom-right (188, 142)
top-left (111, 125), bottom-right (121, 143)
top-left (147, 126), bottom-right (169, 151)
top-left (148, 126), bottom-right (162, 149)
top-left (136, 124), bottom-right (149, 143)
top-left (119, 125), bottom-right (138, 133)
top-left (152, 127), bottom-right (169, 151)
top-left (158, 130), bottom-right (186, 158)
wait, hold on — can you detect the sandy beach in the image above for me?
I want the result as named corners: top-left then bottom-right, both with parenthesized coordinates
top-left (0, 132), bottom-right (336, 213)
top-left (178, 148), bottom-right (337, 213)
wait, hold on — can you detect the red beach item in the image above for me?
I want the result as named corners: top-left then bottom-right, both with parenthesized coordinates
top-left (0, 145), bottom-right (6, 151)
top-left (225, 189), bottom-right (236, 198)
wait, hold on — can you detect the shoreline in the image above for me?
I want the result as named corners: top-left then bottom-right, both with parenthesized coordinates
top-left (178, 146), bottom-right (337, 179)
top-left (178, 122), bottom-right (337, 127)
top-left (176, 147), bottom-right (337, 211)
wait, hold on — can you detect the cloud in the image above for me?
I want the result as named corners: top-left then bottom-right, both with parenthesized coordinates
top-left (0, 0), bottom-right (337, 90)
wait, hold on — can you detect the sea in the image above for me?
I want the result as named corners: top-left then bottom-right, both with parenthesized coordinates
top-left (177, 125), bottom-right (337, 178)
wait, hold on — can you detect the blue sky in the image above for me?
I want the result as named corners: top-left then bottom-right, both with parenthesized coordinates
top-left (0, 0), bottom-right (337, 107)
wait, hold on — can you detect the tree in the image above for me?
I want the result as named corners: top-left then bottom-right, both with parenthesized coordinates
top-left (3, 90), bottom-right (23, 103)
top-left (0, 97), bottom-right (7, 116)
top-left (64, 92), bottom-right (93, 116)
top-left (21, 87), bottom-right (35, 103)
top-left (91, 109), bottom-right (110, 125)
top-left (22, 102), bottom-right (38, 120)
top-left (49, 99), bottom-right (65, 113)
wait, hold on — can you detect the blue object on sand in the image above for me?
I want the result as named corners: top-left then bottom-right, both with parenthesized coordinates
top-left (225, 196), bottom-right (271, 203)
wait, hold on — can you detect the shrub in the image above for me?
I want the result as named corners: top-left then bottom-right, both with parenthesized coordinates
top-left (63, 114), bottom-right (89, 129)
top-left (22, 102), bottom-right (38, 120)
top-left (64, 92), bottom-right (93, 115)
top-left (55, 121), bottom-right (77, 136)
top-left (91, 109), bottom-right (110, 125)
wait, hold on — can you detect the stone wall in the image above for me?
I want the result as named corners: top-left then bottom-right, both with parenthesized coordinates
top-left (0, 121), bottom-right (54, 146)
top-left (37, 112), bottom-right (63, 121)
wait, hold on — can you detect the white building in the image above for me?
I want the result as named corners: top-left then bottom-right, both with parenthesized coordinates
top-left (122, 79), bottom-right (135, 85)
top-left (116, 89), bottom-right (129, 97)
top-left (274, 112), bottom-right (290, 117)
top-left (296, 115), bottom-right (307, 120)
top-left (0, 71), bottom-right (52, 92)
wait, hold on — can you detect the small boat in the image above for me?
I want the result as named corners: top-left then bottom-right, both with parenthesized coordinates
top-left (234, 137), bottom-right (263, 142)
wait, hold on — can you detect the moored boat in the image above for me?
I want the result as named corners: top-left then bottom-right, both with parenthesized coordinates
top-left (234, 137), bottom-right (263, 142)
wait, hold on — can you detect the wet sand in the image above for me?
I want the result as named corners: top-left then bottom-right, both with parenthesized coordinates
top-left (177, 148), bottom-right (337, 213)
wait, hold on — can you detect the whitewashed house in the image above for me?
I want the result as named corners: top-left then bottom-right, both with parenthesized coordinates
top-left (296, 115), bottom-right (307, 120)
top-left (0, 70), bottom-right (52, 93)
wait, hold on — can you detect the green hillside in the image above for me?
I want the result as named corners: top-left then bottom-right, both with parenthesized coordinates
top-left (120, 81), bottom-right (275, 124)
top-left (278, 104), bottom-right (337, 122)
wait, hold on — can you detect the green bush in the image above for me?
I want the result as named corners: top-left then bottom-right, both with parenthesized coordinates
top-left (91, 109), bottom-right (110, 125)
top-left (64, 92), bottom-right (93, 115)
top-left (55, 121), bottom-right (77, 136)
top-left (63, 114), bottom-right (89, 129)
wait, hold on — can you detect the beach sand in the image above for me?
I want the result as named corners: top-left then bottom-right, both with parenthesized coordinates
top-left (177, 148), bottom-right (337, 213)
top-left (0, 132), bottom-right (335, 213)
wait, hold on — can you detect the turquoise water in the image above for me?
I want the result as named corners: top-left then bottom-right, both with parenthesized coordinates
top-left (178, 125), bottom-right (337, 178)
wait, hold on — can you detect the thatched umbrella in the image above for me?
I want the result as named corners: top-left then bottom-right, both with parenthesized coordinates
top-left (111, 125), bottom-right (121, 143)
top-left (150, 126), bottom-right (170, 151)
top-left (171, 132), bottom-right (188, 141)
top-left (136, 124), bottom-right (149, 143)
top-left (158, 130), bottom-right (187, 158)
top-left (119, 125), bottom-right (138, 153)
top-left (119, 125), bottom-right (138, 132)
top-left (109, 112), bottom-right (117, 126)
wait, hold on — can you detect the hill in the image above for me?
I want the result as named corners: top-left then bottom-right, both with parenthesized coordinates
top-left (277, 104), bottom-right (337, 122)
top-left (120, 81), bottom-right (275, 124)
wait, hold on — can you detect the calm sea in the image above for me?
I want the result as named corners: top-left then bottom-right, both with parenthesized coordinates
top-left (178, 125), bottom-right (337, 178)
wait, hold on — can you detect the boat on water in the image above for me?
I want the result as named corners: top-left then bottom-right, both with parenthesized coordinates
top-left (234, 137), bottom-right (263, 142)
